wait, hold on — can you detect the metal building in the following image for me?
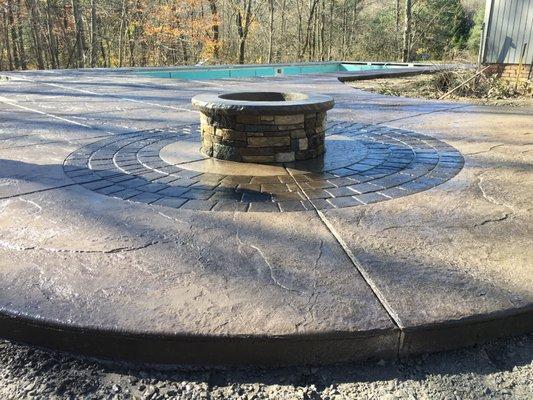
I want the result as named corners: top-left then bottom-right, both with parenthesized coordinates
top-left (481, 0), bottom-right (533, 66)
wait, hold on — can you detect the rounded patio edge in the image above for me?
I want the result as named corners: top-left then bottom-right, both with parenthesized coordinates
top-left (1, 305), bottom-right (531, 367)
top-left (191, 92), bottom-right (335, 116)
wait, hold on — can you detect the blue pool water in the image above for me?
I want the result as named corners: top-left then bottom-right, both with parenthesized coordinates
top-left (136, 62), bottom-right (396, 80)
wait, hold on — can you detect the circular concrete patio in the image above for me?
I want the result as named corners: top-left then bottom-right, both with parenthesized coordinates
top-left (0, 67), bottom-right (531, 366)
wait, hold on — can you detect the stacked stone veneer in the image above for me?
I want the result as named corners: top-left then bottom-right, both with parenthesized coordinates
top-left (200, 112), bottom-right (327, 163)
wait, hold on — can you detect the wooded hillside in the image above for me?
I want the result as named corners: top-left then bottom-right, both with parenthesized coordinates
top-left (0, 0), bottom-right (484, 71)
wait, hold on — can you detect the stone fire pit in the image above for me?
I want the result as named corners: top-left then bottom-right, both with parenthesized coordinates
top-left (191, 92), bottom-right (334, 163)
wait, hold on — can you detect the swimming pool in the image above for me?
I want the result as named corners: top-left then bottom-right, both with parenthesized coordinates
top-left (136, 62), bottom-right (400, 80)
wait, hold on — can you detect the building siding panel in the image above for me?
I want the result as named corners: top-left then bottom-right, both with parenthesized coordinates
top-left (483, 0), bottom-right (533, 64)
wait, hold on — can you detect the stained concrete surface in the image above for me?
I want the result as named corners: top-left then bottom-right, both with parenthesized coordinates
top-left (0, 68), bottom-right (531, 365)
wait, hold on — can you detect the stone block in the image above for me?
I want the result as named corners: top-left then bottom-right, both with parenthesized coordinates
top-left (213, 143), bottom-right (241, 161)
top-left (305, 118), bottom-right (317, 133)
top-left (200, 146), bottom-right (213, 157)
top-left (239, 147), bottom-right (276, 156)
top-left (200, 113), bottom-right (210, 125)
top-left (260, 115), bottom-right (275, 122)
top-left (299, 138), bottom-right (309, 150)
top-left (211, 115), bottom-right (236, 129)
top-left (221, 139), bottom-right (247, 147)
top-left (248, 136), bottom-right (290, 147)
top-left (236, 115), bottom-right (261, 124)
top-left (201, 124), bottom-right (215, 136)
top-left (275, 152), bottom-right (295, 162)
top-left (291, 138), bottom-right (299, 151)
top-left (242, 155), bottom-right (277, 163)
top-left (236, 123), bottom-right (279, 132)
top-left (274, 114), bottom-right (305, 125)
top-left (290, 129), bottom-right (307, 139)
top-left (261, 130), bottom-right (292, 137)
top-left (217, 128), bottom-right (247, 141)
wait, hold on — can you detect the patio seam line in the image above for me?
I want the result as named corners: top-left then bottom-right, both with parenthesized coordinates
top-left (315, 210), bottom-right (404, 330)
top-left (284, 166), bottom-right (403, 333)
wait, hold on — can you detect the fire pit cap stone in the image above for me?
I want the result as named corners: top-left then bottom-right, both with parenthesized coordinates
top-left (192, 91), bottom-right (335, 116)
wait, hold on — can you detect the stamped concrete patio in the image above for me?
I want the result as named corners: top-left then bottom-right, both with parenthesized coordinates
top-left (0, 68), bottom-right (531, 365)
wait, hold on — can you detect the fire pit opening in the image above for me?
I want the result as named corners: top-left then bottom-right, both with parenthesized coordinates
top-left (218, 92), bottom-right (309, 102)
top-left (191, 91), bottom-right (335, 163)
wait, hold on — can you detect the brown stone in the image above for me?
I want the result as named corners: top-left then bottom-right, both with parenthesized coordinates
top-left (242, 155), bottom-right (277, 163)
top-left (217, 128), bottom-right (247, 141)
top-left (201, 124), bottom-right (215, 135)
top-left (239, 147), bottom-right (276, 156)
top-left (290, 129), bottom-right (307, 139)
top-left (200, 113), bottom-right (210, 125)
top-left (248, 136), bottom-right (290, 147)
top-left (211, 114), bottom-right (236, 129)
top-left (236, 124), bottom-right (275, 132)
top-left (275, 152), bottom-right (296, 162)
top-left (274, 114), bottom-right (305, 125)
top-left (221, 139), bottom-right (247, 147)
top-left (236, 115), bottom-right (261, 124)
top-left (305, 118), bottom-right (317, 133)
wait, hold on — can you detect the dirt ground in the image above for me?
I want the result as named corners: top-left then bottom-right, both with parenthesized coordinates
top-left (349, 73), bottom-right (533, 107)
top-left (0, 334), bottom-right (532, 399)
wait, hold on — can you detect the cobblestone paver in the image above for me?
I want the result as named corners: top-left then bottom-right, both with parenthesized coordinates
top-left (63, 120), bottom-right (464, 212)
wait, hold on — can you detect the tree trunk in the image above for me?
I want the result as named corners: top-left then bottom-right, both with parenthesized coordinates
top-left (267, 0), bottom-right (274, 63)
top-left (6, 0), bottom-right (20, 69)
top-left (90, 0), bottom-right (97, 67)
top-left (279, 0), bottom-right (286, 61)
top-left (238, 37), bottom-right (245, 64)
top-left (118, 0), bottom-right (127, 67)
top-left (208, 0), bottom-right (219, 61)
top-left (236, 0), bottom-right (252, 64)
top-left (402, 0), bottom-right (412, 62)
top-left (15, 0), bottom-right (26, 69)
top-left (299, 0), bottom-right (319, 59)
top-left (341, 0), bottom-right (347, 59)
top-left (45, 0), bottom-right (58, 69)
top-left (2, 8), bottom-right (14, 70)
top-left (327, 0), bottom-right (334, 60)
top-left (26, 0), bottom-right (45, 69)
top-left (71, 0), bottom-right (86, 67)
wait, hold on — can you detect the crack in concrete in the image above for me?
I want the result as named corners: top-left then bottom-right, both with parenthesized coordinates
top-left (0, 240), bottom-right (166, 254)
top-left (466, 143), bottom-right (506, 155)
top-left (380, 212), bottom-right (511, 232)
top-left (475, 213), bottom-right (510, 227)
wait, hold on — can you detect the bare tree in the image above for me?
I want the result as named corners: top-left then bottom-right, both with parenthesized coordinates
top-left (267, 0), bottom-right (274, 63)
top-left (90, 0), bottom-right (97, 67)
top-left (235, 0), bottom-right (253, 64)
top-left (402, 0), bottom-right (412, 62)
top-left (209, 0), bottom-right (220, 60)
top-left (71, 0), bottom-right (86, 67)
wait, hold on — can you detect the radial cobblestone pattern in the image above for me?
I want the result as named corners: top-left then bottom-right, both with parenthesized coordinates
top-left (63, 121), bottom-right (464, 212)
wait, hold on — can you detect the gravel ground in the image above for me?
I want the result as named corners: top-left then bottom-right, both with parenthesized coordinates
top-left (0, 334), bottom-right (532, 400)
